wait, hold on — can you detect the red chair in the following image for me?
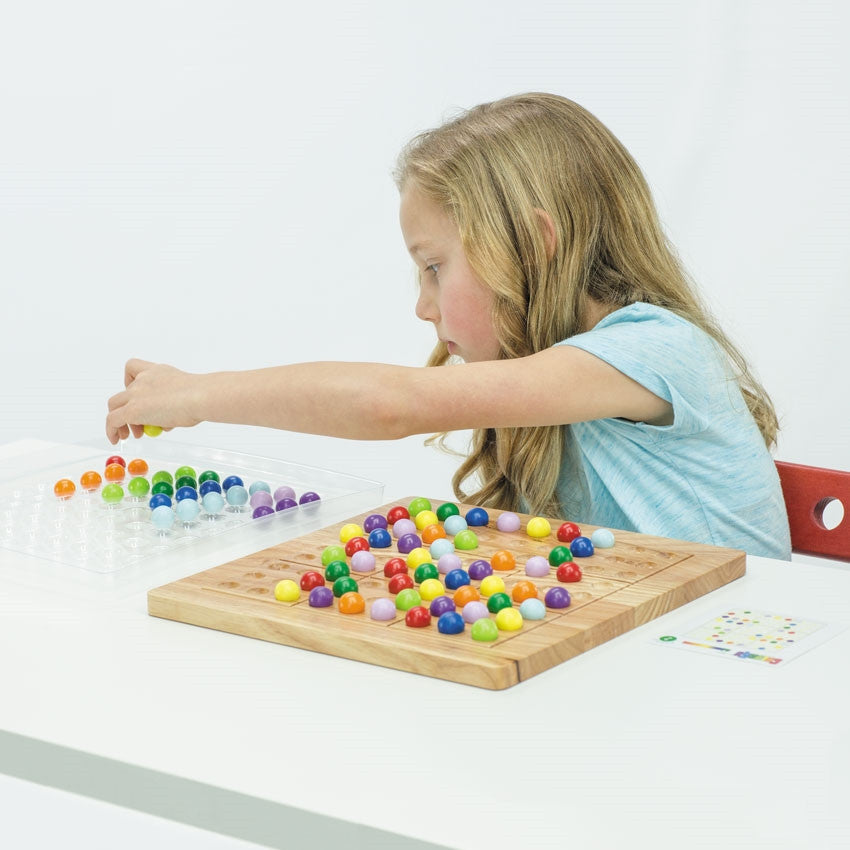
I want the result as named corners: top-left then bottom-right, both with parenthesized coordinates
top-left (776, 461), bottom-right (850, 560)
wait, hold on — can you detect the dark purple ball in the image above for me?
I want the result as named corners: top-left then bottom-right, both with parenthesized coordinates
top-left (252, 505), bottom-right (274, 520)
top-left (397, 532), bottom-right (422, 554)
top-left (468, 559), bottom-right (493, 581)
top-left (309, 586), bottom-right (334, 608)
top-left (299, 491), bottom-right (321, 505)
top-left (363, 513), bottom-right (389, 533)
top-left (275, 498), bottom-right (298, 512)
top-left (544, 587), bottom-right (571, 609)
top-left (429, 595), bottom-right (456, 617)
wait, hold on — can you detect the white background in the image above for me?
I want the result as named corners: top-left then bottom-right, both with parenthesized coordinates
top-left (1, 0), bottom-right (848, 504)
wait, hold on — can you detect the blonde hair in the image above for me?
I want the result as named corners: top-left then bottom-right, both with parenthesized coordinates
top-left (394, 92), bottom-right (778, 516)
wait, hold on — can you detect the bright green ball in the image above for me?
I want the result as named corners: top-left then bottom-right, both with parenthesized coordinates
top-left (395, 588), bottom-right (422, 611)
top-left (174, 466), bottom-right (197, 481)
top-left (408, 497), bottom-right (432, 517)
top-left (151, 470), bottom-right (173, 486)
top-left (322, 545), bottom-right (347, 566)
top-left (471, 618), bottom-right (499, 642)
top-left (454, 529), bottom-right (479, 550)
top-left (101, 483), bottom-right (124, 504)
top-left (128, 477), bottom-right (150, 498)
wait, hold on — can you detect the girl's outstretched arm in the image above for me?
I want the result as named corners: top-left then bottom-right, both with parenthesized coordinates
top-left (105, 348), bottom-right (672, 446)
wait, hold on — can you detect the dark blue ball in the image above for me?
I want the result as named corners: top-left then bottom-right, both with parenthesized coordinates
top-left (437, 611), bottom-right (465, 635)
top-left (465, 507), bottom-right (489, 527)
top-left (222, 475), bottom-right (244, 492)
top-left (149, 493), bottom-right (172, 510)
top-left (445, 568), bottom-right (471, 590)
top-left (199, 479), bottom-right (222, 496)
top-left (368, 528), bottom-right (392, 548)
top-left (570, 536), bottom-right (595, 557)
top-left (175, 486), bottom-right (198, 502)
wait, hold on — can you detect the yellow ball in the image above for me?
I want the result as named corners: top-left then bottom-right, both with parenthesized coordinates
top-left (418, 578), bottom-right (444, 601)
top-left (526, 517), bottom-right (552, 538)
top-left (339, 523), bottom-right (364, 543)
top-left (414, 509), bottom-right (440, 531)
top-left (274, 579), bottom-right (300, 602)
top-left (495, 608), bottom-right (523, 631)
top-left (143, 424), bottom-right (163, 437)
top-left (406, 547), bottom-right (432, 570)
top-left (479, 575), bottom-right (506, 597)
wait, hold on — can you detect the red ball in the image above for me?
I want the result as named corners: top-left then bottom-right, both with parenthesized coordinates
top-left (299, 571), bottom-right (326, 591)
top-left (386, 506), bottom-right (411, 524)
top-left (383, 557), bottom-right (409, 578)
top-left (405, 606), bottom-right (431, 628)
top-left (388, 573), bottom-right (415, 594)
top-left (556, 563), bottom-right (582, 583)
top-left (344, 536), bottom-right (370, 557)
top-left (557, 522), bottom-right (582, 543)
top-left (105, 455), bottom-right (126, 468)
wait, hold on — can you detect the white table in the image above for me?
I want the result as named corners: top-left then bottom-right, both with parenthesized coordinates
top-left (2, 439), bottom-right (849, 850)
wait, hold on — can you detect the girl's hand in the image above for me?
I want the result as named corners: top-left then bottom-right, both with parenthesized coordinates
top-left (105, 358), bottom-right (203, 445)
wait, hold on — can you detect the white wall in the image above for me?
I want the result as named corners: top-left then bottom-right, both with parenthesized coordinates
top-left (1, 0), bottom-right (848, 502)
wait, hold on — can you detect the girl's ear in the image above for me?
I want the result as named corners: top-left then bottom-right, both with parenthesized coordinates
top-left (534, 208), bottom-right (557, 259)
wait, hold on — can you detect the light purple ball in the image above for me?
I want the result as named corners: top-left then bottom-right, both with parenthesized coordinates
top-left (462, 601), bottom-right (489, 624)
top-left (370, 598), bottom-right (396, 621)
top-left (250, 491), bottom-right (274, 509)
top-left (496, 511), bottom-right (522, 533)
top-left (525, 556), bottom-right (551, 577)
top-left (437, 553), bottom-right (463, 575)
top-left (363, 513), bottom-right (388, 533)
top-left (274, 485), bottom-right (296, 503)
top-left (350, 550), bottom-right (376, 573)
top-left (393, 518), bottom-right (417, 538)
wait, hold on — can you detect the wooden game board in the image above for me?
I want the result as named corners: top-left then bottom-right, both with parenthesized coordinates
top-left (148, 500), bottom-right (746, 690)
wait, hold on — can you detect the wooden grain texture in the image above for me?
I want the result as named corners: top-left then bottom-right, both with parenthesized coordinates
top-left (148, 499), bottom-right (746, 689)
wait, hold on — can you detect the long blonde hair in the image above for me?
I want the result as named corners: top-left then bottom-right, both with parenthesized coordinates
top-left (394, 92), bottom-right (777, 516)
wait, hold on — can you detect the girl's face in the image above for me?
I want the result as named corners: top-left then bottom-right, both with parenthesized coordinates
top-left (399, 183), bottom-right (501, 363)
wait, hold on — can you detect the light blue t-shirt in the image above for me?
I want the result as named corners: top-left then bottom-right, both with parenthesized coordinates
top-left (555, 303), bottom-right (791, 560)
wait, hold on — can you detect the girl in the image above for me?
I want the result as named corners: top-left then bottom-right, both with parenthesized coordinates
top-left (106, 92), bottom-right (791, 560)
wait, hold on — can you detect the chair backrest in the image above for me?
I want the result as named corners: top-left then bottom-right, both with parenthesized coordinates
top-left (775, 460), bottom-right (850, 561)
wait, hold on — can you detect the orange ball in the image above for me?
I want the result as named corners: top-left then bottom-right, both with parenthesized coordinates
top-left (104, 463), bottom-right (126, 482)
top-left (338, 591), bottom-right (366, 614)
top-left (79, 470), bottom-right (102, 491)
top-left (453, 585), bottom-right (481, 608)
top-left (421, 523), bottom-right (447, 545)
top-left (53, 478), bottom-right (76, 499)
top-left (491, 549), bottom-right (517, 571)
top-left (511, 580), bottom-right (539, 603)
top-left (127, 458), bottom-right (149, 476)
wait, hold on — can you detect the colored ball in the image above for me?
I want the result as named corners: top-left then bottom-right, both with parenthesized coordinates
top-left (570, 536), bottom-right (594, 558)
top-left (350, 550), bottom-right (376, 573)
top-left (408, 497), bottom-right (432, 516)
top-left (338, 592), bottom-right (365, 614)
top-left (175, 485), bottom-right (198, 502)
top-left (556, 563), bottom-right (583, 583)
top-left (548, 545), bottom-right (573, 566)
top-left (467, 559), bottom-right (492, 581)
top-left (149, 493), bottom-right (172, 510)
top-left (273, 484), bottom-right (296, 503)
top-left (383, 557), bottom-right (408, 578)
top-left (495, 608), bottom-right (523, 631)
top-left (151, 480), bottom-right (174, 497)
top-left (487, 592), bottom-right (513, 614)
top-left (437, 611), bottom-right (465, 635)
top-left (202, 491), bottom-right (225, 514)
top-left (465, 507), bottom-right (489, 527)
top-left (496, 511), bottom-right (521, 533)
top-left (443, 514), bottom-right (468, 536)
top-left (386, 505), bottom-right (410, 524)
top-left (544, 587), bottom-right (571, 609)
top-left (454, 529), bottom-right (478, 550)
top-left (151, 471), bottom-right (173, 486)
top-left (462, 601), bottom-right (490, 624)
top-left (397, 532), bottom-right (422, 554)
top-left (395, 588), bottom-right (422, 611)
top-left (370, 598), bottom-right (396, 621)
top-left (300, 571), bottom-right (325, 591)
top-left (176, 498), bottom-right (201, 523)
top-left (420, 523), bottom-right (446, 544)
top-left (437, 553), bottom-right (462, 574)
top-left (143, 424), bottom-right (162, 437)
top-left (413, 509), bottom-right (439, 531)
top-left (198, 470), bottom-right (221, 486)
top-left (471, 618), bottom-right (499, 642)
top-left (429, 538), bottom-right (455, 560)
top-left (444, 568), bottom-right (471, 590)
top-left (453, 585), bottom-right (481, 609)
top-left (388, 573), bottom-right (415, 594)
top-left (79, 470), bottom-right (102, 491)
top-left (344, 536), bottom-right (370, 557)
top-left (226, 485), bottom-right (249, 507)
top-left (252, 505), bottom-right (274, 519)
top-left (429, 595), bottom-right (456, 617)
top-left (299, 491), bottom-right (321, 505)
top-left (174, 466), bottom-right (197, 481)
top-left (105, 455), bottom-right (126, 468)
top-left (128, 477), bottom-right (151, 499)
top-left (405, 606), bottom-right (431, 628)
top-left (274, 579), bottom-right (300, 602)
top-left (275, 498), bottom-right (297, 512)
top-left (525, 556), bottom-right (550, 577)
top-left (199, 480), bottom-right (222, 497)
top-left (325, 560), bottom-right (350, 582)
top-left (491, 550), bottom-right (516, 571)
top-left (557, 521), bottom-right (582, 543)
top-left (309, 586), bottom-right (334, 608)
top-left (332, 576), bottom-right (358, 598)
top-left (249, 491), bottom-right (273, 509)
top-left (413, 562), bottom-right (439, 584)
top-left (436, 502), bottom-right (460, 521)
top-left (368, 528), bottom-right (392, 548)
top-left (104, 463), bottom-right (125, 483)
top-left (322, 544), bottom-right (347, 565)
top-left (127, 458), bottom-right (148, 476)
top-left (418, 578), bottom-right (444, 601)
top-left (363, 513), bottom-right (388, 533)
top-left (221, 475), bottom-right (244, 491)
top-left (526, 517), bottom-right (551, 538)
top-left (392, 518), bottom-right (417, 538)
top-left (519, 598), bottom-right (547, 620)
top-left (511, 580), bottom-right (539, 603)
top-left (53, 479), bottom-right (76, 499)
top-left (151, 505), bottom-right (175, 531)
top-left (479, 575), bottom-right (506, 597)
top-left (591, 528), bottom-right (616, 549)
top-left (405, 547), bottom-right (432, 571)
top-left (248, 480), bottom-right (271, 496)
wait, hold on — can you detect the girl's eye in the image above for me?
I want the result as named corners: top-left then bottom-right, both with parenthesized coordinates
top-left (425, 263), bottom-right (440, 277)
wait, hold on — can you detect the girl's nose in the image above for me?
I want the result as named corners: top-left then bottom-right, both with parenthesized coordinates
top-left (415, 280), bottom-right (439, 324)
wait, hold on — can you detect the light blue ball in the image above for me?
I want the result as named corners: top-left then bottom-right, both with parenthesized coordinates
top-left (443, 514), bottom-right (468, 536)
top-left (519, 598), bottom-right (546, 620)
top-left (176, 498), bottom-right (201, 523)
top-left (151, 505), bottom-right (175, 531)
top-left (202, 491), bottom-right (225, 515)
top-left (248, 480), bottom-right (271, 496)
top-left (226, 484), bottom-right (249, 506)
top-left (429, 538), bottom-right (455, 560)
top-left (590, 528), bottom-right (616, 549)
